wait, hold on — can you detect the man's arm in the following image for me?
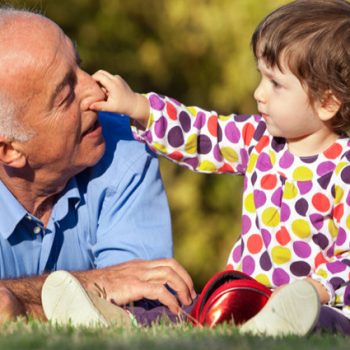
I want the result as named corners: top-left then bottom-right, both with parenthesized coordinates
top-left (0, 258), bottom-right (196, 320)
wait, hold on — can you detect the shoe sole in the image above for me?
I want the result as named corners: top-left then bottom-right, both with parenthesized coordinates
top-left (239, 280), bottom-right (320, 337)
top-left (42, 270), bottom-right (109, 327)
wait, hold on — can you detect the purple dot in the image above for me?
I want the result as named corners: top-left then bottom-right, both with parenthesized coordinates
top-left (326, 243), bottom-right (335, 258)
top-left (290, 261), bottom-right (311, 277)
top-left (154, 116), bottom-right (167, 138)
top-left (312, 233), bottom-right (329, 250)
top-left (240, 149), bottom-right (249, 170)
top-left (341, 166), bottom-right (350, 184)
top-left (261, 229), bottom-right (271, 247)
top-left (317, 161), bottom-right (336, 177)
top-left (293, 241), bottom-right (311, 258)
top-left (225, 122), bottom-right (241, 143)
top-left (253, 121), bottom-right (266, 141)
top-left (327, 261), bottom-right (346, 274)
top-left (183, 157), bottom-right (199, 170)
top-left (272, 268), bottom-right (290, 287)
top-left (256, 153), bottom-right (273, 172)
top-left (344, 285), bottom-right (350, 305)
top-left (149, 94), bottom-right (165, 110)
top-left (254, 190), bottom-right (267, 208)
top-left (279, 151), bottom-right (294, 169)
top-left (318, 173), bottom-right (332, 190)
top-left (235, 115), bottom-right (251, 122)
top-left (347, 192), bottom-right (350, 206)
top-left (251, 172), bottom-right (257, 186)
top-left (300, 155), bottom-right (318, 163)
top-left (241, 215), bottom-right (252, 235)
top-left (179, 111), bottom-right (191, 132)
top-left (242, 255), bottom-right (255, 275)
top-left (295, 198), bottom-right (309, 216)
top-left (330, 277), bottom-right (345, 290)
top-left (310, 214), bottom-right (324, 230)
top-left (280, 203), bottom-right (291, 222)
top-left (297, 181), bottom-right (313, 195)
top-left (213, 144), bottom-right (223, 162)
top-left (198, 135), bottom-right (212, 154)
top-left (232, 244), bottom-right (242, 263)
top-left (259, 251), bottom-right (272, 271)
top-left (271, 138), bottom-right (285, 152)
top-left (143, 130), bottom-right (153, 143)
top-left (271, 188), bottom-right (282, 206)
top-left (168, 126), bottom-right (184, 147)
top-left (217, 124), bottom-right (223, 142)
top-left (243, 177), bottom-right (248, 191)
top-left (193, 112), bottom-right (206, 129)
top-left (336, 227), bottom-right (347, 246)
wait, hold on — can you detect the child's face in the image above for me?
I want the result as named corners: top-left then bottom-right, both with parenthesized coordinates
top-left (254, 58), bottom-right (332, 144)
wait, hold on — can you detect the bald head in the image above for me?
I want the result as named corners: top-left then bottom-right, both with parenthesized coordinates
top-left (0, 7), bottom-right (61, 141)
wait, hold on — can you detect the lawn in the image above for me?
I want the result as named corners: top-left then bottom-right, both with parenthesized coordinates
top-left (0, 321), bottom-right (348, 350)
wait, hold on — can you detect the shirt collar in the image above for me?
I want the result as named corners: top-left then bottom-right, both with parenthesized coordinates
top-left (0, 180), bottom-right (27, 239)
top-left (0, 177), bottom-right (81, 239)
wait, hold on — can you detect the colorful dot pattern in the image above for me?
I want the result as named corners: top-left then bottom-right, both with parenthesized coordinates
top-left (132, 92), bottom-right (350, 318)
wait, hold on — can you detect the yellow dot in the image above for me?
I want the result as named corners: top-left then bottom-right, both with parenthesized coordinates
top-left (255, 274), bottom-right (271, 287)
top-left (269, 150), bottom-right (276, 166)
top-left (197, 161), bottom-right (217, 172)
top-left (271, 246), bottom-right (292, 265)
top-left (218, 115), bottom-right (231, 121)
top-left (244, 193), bottom-right (256, 213)
top-left (262, 207), bottom-right (280, 227)
top-left (315, 268), bottom-right (328, 279)
top-left (328, 220), bottom-right (338, 238)
top-left (247, 154), bottom-right (258, 173)
top-left (291, 219), bottom-right (311, 238)
top-left (346, 215), bottom-right (350, 230)
top-left (185, 134), bottom-right (197, 154)
top-left (147, 112), bottom-right (155, 128)
top-left (283, 182), bottom-right (298, 200)
top-left (221, 147), bottom-right (239, 163)
top-left (153, 143), bottom-right (167, 153)
top-left (335, 162), bottom-right (347, 175)
top-left (334, 185), bottom-right (344, 204)
top-left (293, 166), bottom-right (313, 181)
top-left (187, 107), bottom-right (198, 117)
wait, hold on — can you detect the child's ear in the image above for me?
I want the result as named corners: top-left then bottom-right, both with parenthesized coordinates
top-left (317, 91), bottom-right (341, 121)
top-left (0, 137), bottom-right (27, 168)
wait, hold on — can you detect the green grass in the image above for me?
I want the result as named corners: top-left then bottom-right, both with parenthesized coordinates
top-left (0, 320), bottom-right (348, 350)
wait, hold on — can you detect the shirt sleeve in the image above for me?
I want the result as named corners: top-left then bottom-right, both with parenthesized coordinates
top-left (312, 163), bottom-right (350, 316)
top-left (92, 145), bottom-right (173, 267)
top-left (132, 92), bottom-right (267, 175)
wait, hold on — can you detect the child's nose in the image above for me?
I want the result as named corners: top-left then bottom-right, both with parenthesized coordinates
top-left (254, 83), bottom-right (266, 104)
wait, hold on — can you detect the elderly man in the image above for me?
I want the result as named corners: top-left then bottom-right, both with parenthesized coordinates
top-left (0, 7), bottom-right (195, 324)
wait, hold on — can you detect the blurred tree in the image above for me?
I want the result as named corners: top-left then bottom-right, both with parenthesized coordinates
top-left (6, 0), bottom-right (289, 288)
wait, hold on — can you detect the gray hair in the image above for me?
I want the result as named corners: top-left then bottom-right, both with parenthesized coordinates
top-left (0, 6), bottom-right (38, 142)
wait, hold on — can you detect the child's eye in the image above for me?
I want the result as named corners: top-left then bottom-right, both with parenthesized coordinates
top-left (271, 79), bottom-right (281, 88)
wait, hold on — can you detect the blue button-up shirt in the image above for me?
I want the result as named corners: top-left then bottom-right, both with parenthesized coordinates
top-left (0, 113), bottom-right (172, 279)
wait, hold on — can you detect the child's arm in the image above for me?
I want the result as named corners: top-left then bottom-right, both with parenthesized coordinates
top-left (90, 70), bottom-right (150, 128)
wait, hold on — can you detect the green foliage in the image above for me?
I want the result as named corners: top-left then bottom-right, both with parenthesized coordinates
top-left (7, 0), bottom-right (290, 288)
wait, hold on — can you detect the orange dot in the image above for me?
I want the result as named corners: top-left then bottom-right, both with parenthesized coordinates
top-left (208, 115), bottom-right (218, 137)
top-left (218, 163), bottom-right (235, 173)
top-left (255, 135), bottom-right (269, 153)
top-left (243, 123), bottom-right (255, 146)
top-left (324, 143), bottom-right (342, 159)
top-left (247, 234), bottom-right (263, 254)
top-left (276, 226), bottom-right (291, 246)
top-left (166, 102), bottom-right (177, 120)
top-left (168, 151), bottom-right (183, 161)
top-left (314, 252), bottom-right (328, 268)
top-left (312, 193), bottom-right (330, 212)
top-left (261, 174), bottom-right (277, 190)
top-left (226, 264), bottom-right (234, 270)
top-left (333, 203), bottom-right (344, 223)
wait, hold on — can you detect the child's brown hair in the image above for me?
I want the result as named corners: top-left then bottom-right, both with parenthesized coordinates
top-left (252, 0), bottom-right (350, 134)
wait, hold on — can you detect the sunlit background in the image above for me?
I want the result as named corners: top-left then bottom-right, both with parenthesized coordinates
top-left (5, 0), bottom-right (290, 288)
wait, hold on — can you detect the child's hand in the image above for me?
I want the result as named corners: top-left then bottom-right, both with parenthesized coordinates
top-left (90, 70), bottom-right (150, 127)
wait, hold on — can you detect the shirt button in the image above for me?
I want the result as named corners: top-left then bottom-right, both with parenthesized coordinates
top-left (26, 214), bottom-right (32, 220)
top-left (33, 226), bottom-right (41, 234)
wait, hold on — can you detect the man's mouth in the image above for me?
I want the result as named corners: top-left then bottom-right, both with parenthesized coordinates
top-left (82, 120), bottom-right (100, 137)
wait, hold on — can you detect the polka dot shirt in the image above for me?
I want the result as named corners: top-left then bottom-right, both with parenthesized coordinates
top-left (132, 93), bottom-right (350, 318)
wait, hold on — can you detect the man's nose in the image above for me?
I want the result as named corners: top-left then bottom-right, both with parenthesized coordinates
top-left (78, 70), bottom-right (106, 111)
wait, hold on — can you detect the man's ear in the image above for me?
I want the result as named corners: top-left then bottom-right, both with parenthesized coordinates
top-left (0, 137), bottom-right (27, 168)
top-left (317, 91), bottom-right (342, 121)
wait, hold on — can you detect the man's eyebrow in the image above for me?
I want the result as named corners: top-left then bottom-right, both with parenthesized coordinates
top-left (50, 70), bottom-right (75, 107)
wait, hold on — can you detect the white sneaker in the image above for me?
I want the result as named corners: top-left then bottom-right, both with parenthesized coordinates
top-left (41, 270), bottom-right (134, 327)
top-left (239, 280), bottom-right (320, 337)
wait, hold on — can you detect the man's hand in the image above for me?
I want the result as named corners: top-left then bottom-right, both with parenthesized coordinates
top-left (90, 70), bottom-right (150, 128)
top-left (76, 258), bottom-right (196, 314)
